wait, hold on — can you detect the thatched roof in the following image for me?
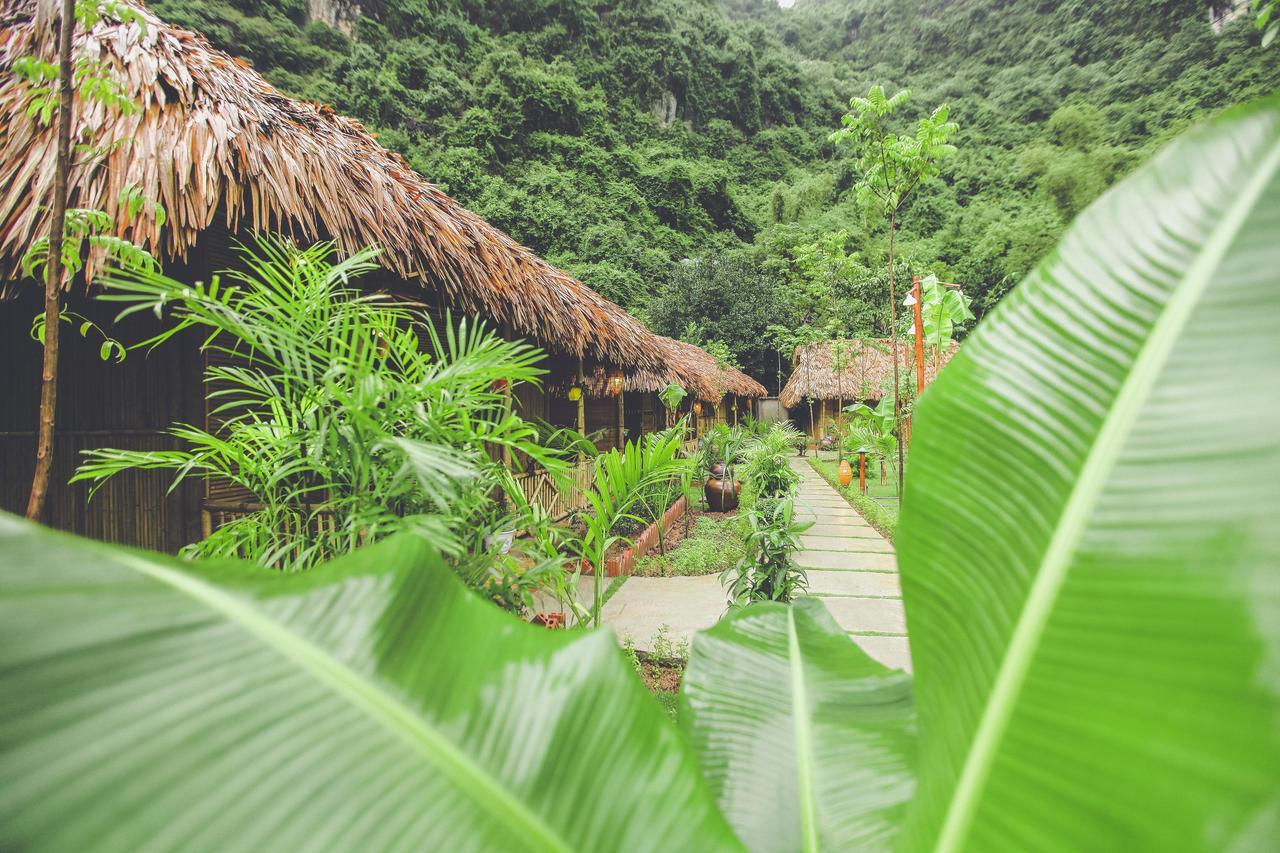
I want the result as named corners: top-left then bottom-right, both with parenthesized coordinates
top-left (561, 336), bottom-right (766, 402)
top-left (778, 339), bottom-right (959, 408)
top-left (0, 0), bottom-right (659, 370)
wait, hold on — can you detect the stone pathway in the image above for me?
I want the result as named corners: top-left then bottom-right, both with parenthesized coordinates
top-left (558, 457), bottom-right (911, 672)
top-left (790, 457), bottom-right (911, 672)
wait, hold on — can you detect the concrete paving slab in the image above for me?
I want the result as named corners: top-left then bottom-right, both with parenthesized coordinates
top-left (804, 523), bottom-right (881, 539)
top-left (592, 575), bottom-right (727, 652)
top-left (820, 596), bottom-right (907, 634)
top-left (799, 534), bottom-right (895, 553)
top-left (850, 634), bottom-right (913, 672)
top-left (807, 569), bottom-right (901, 597)
top-left (795, 550), bottom-right (898, 572)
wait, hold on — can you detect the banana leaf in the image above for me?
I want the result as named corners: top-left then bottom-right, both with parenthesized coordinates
top-left (897, 96), bottom-right (1280, 851)
top-left (681, 598), bottom-right (915, 852)
top-left (0, 516), bottom-right (740, 852)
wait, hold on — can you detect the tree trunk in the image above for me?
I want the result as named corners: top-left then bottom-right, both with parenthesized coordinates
top-left (26, 0), bottom-right (76, 521)
top-left (887, 212), bottom-right (904, 498)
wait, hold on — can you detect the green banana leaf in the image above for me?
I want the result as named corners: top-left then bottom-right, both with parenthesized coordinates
top-left (681, 598), bottom-right (915, 852)
top-left (898, 97), bottom-right (1280, 851)
top-left (0, 516), bottom-right (741, 852)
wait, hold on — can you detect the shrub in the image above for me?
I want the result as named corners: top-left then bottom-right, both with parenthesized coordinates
top-left (721, 496), bottom-right (811, 607)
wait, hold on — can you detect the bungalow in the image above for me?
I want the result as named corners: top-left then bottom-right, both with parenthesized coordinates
top-left (0, 0), bottom-right (724, 547)
top-left (778, 339), bottom-right (959, 442)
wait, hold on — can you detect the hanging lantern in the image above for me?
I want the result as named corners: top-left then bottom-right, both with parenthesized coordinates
top-left (567, 386), bottom-right (583, 401)
top-left (606, 369), bottom-right (625, 395)
top-left (692, 400), bottom-right (703, 417)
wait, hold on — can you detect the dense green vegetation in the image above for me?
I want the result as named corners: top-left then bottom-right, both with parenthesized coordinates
top-left (151, 0), bottom-right (1279, 387)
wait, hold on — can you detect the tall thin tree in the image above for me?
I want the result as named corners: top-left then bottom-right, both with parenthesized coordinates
top-left (26, 0), bottom-right (76, 520)
top-left (830, 86), bottom-right (957, 496)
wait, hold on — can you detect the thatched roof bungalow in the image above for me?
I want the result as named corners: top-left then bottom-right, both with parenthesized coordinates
top-left (550, 336), bottom-right (766, 447)
top-left (779, 339), bottom-right (959, 439)
top-left (0, 0), bottom-right (744, 546)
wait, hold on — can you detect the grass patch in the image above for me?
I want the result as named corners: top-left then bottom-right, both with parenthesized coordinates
top-left (633, 514), bottom-right (747, 577)
top-left (808, 457), bottom-right (899, 541)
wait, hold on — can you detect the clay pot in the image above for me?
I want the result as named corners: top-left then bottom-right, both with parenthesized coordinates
top-left (838, 459), bottom-right (853, 487)
top-left (704, 473), bottom-right (741, 512)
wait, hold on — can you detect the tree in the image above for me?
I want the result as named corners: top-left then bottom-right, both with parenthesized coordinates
top-left (648, 251), bottom-right (790, 390)
top-left (830, 85), bottom-right (958, 495)
top-left (15, 0), bottom-right (150, 520)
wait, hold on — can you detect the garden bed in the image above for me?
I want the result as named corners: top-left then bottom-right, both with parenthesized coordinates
top-left (632, 509), bottom-right (746, 577)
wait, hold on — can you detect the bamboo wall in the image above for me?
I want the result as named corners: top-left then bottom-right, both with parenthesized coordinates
top-left (0, 288), bottom-right (204, 551)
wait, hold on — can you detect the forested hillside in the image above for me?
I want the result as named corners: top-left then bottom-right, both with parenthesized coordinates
top-left (150, 0), bottom-right (1278, 387)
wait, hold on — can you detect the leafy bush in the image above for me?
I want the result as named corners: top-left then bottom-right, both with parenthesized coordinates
top-left (738, 421), bottom-right (803, 509)
top-left (77, 237), bottom-right (569, 574)
top-left (721, 496), bottom-right (811, 607)
top-left (633, 516), bottom-right (748, 577)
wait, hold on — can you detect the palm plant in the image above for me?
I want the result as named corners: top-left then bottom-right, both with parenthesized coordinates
top-left (738, 422), bottom-right (803, 508)
top-left (571, 425), bottom-right (691, 623)
top-left (74, 236), bottom-right (568, 572)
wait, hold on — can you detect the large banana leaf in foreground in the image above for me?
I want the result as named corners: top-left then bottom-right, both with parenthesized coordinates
top-left (0, 517), bottom-right (740, 852)
top-left (681, 598), bottom-right (915, 852)
top-left (898, 97), bottom-right (1280, 850)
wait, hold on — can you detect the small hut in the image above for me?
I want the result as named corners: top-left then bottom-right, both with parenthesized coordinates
top-left (778, 339), bottom-right (959, 441)
top-left (553, 336), bottom-right (766, 449)
top-left (0, 0), bottom-right (666, 547)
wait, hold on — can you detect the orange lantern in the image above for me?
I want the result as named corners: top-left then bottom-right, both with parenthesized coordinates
top-left (692, 400), bottom-right (703, 417)
top-left (838, 459), bottom-right (853, 487)
top-left (606, 369), bottom-right (624, 395)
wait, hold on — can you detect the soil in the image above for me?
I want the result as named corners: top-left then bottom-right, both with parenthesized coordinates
top-left (636, 655), bottom-right (684, 693)
top-left (645, 506), bottom-right (734, 551)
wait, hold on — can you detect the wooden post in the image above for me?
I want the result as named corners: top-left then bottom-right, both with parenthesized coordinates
top-left (575, 357), bottom-right (585, 436)
top-left (858, 451), bottom-right (867, 495)
top-left (912, 275), bottom-right (926, 396)
top-left (616, 386), bottom-right (625, 450)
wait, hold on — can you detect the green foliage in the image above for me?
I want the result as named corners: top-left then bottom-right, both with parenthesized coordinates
top-left (658, 382), bottom-right (686, 413)
top-left (634, 515), bottom-right (749, 577)
top-left (0, 520), bottom-right (739, 850)
top-left (647, 250), bottom-right (787, 386)
top-left (738, 421), bottom-right (803, 509)
top-left (571, 425), bottom-right (691, 622)
top-left (695, 422), bottom-right (750, 479)
top-left (681, 597), bottom-right (915, 850)
top-left (897, 91), bottom-right (1280, 852)
top-left (1256, 0), bottom-right (1278, 47)
top-left (902, 273), bottom-right (974, 358)
top-left (722, 496), bottom-right (811, 607)
top-left (830, 86), bottom-right (958, 219)
top-left (76, 237), bottom-right (565, 579)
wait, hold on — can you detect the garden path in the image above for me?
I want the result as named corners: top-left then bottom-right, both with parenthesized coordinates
top-left (790, 457), bottom-right (911, 672)
top-left (579, 457), bottom-right (911, 673)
